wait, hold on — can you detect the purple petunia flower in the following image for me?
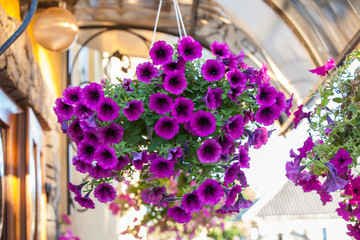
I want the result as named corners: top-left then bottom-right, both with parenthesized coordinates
top-left (330, 148), bottom-right (352, 176)
top-left (94, 182), bottom-right (117, 203)
top-left (68, 182), bottom-right (86, 196)
top-left (74, 101), bottom-right (93, 118)
top-left (222, 53), bottom-right (240, 70)
top-left (154, 116), bottom-right (179, 140)
top-left (149, 93), bottom-right (173, 115)
top-left (171, 97), bottom-right (194, 123)
top-left (74, 192), bottom-right (95, 209)
top-left (226, 69), bottom-right (247, 88)
top-left (323, 162), bottom-right (348, 192)
top-left (149, 157), bottom-right (175, 178)
top-left (149, 40), bottom-right (174, 65)
top-left (89, 165), bottom-right (114, 179)
top-left (255, 104), bottom-right (281, 126)
top-left (224, 162), bottom-right (240, 187)
top-left (256, 62), bottom-right (270, 84)
top-left (136, 62), bottom-right (159, 83)
top-left (256, 83), bottom-right (277, 107)
top-left (228, 84), bottom-right (245, 101)
top-left (73, 159), bottom-right (92, 174)
top-left (293, 105), bottom-right (311, 129)
top-left (205, 87), bottom-right (223, 110)
top-left (96, 97), bottom-right (120, 122)
top-left (63, 86), bottom-right (82, 105)
top-left (68, 118), bottom-right (83, 139)
top-left (217, 135), bottom-right (234, 155)
top-left (309, 59), bottom-right (336, 76)
top-left (201, 59), bottom-right (225, 82)
top-left (225, 185), bottom-right (242, 207)
top-left (163, 70), bottom-right (188, 95)
top-left (163, 58), bottom-right (186, 74)
top-left (99, 122), bottom-right (123, 145)
top-left (236, 192), bottom-right (253, 209)
top-left (274, 91), bottom-right (287, 112)
top-left (182, 190), bottom-right (203, 213)
top-left (198, 179), bottom-right (224, 206)
top-left (285, 161), bottom-right (306, 183)
top-left (83, 130), bottom-right (99, 146)
top-left (122, 78), bottom-right (134, 92)
top-left (190, 111), bottom-right (216, 137)
top-left (168, 206), bottom-right (192, 223)
top-left (225, 115), bottom-right (244, 139)
top-left (94, 145), bottom-right (118, 170)
top-left (284, 93), bottom-right (294, 117)
top-left (177, 36), bottom-right (202, 61)
top-left (77, 140), bottom-right (97, 164)
top-left (253, 127), bottom-right (269, 149)
top-left (238, 145), bottom-right (250, 168)
top-left (197, 139), bottom-right (222, 163)
top-left (210, 41), bottom-right (231, 59)
top-left (131, 151), bottom-right (148, 170)
top-left (167, 147), bottom-right (182, 163)
top-left (141, 186), bottom-right (166, 205)
top-left (123, 100), bottom-right (144, 121)
top-left (54, 98), bottom-right (74, 123)
top-left (82, 83), bottom-right (104, 109)
top-left (113, 155), bottom-right (131, 171)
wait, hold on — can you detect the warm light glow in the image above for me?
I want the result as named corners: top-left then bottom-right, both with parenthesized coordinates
top-left (0, 0), bottom-right (21, 20)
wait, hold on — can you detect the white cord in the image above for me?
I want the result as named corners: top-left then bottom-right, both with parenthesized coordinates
top-left (173, 0), bottom-right (183, 39)
top-left (175, 0), bottom-right (187, 37)
top-left (149, 0), bottom-right (163, 61)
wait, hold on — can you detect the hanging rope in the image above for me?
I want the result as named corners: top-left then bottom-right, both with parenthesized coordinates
top-left (173, 0), bottom-right (183, 39)
top-left (174, 0), bottom-right (187, 37)
top-left (149, 0), bottom-right (164, 61)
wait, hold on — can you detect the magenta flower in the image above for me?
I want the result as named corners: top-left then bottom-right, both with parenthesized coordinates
top-left (163, 70), bottom-right (187, 95)
top-left (256, 83), bottom-right (277, 107)
top-left (253, 127), bottom-right (269, 149)
top-left (190, 111), bottom-right (216, 137)
top-left (63, 86), bottom-right (82, 105)
top-left (131, 151), bottom-right (148, 170)
top-left (256, 62), bottom-right (270, 84)
top-left (182, 190), bottom-right (203, 213)
top-left (255, 104), bottom-right (281, 126)
top-left (238, 145), bottom-right (250, 168)
top-left (149, 93), bottom-right (173, 115)
top-left (113, 155), bottom-right (131, 171)
top-left (225, 115), bottom-right (244, 139)
top-left (163, 58), bottom-right (186, 74)
top-left (330, 148), bottom-right (352, 175)
top-left (201, 59), bottom-right (225, 82)
top-left (205, 87), bottom-right (223, 110)
top-left (89, 165), bottom-right (113, 179)
top-left (94, 145), bottom-right (118, 170)
top-left (122, 78), bottom-right (134, 92)
top-left (123, 100), bottom-right (144, 121)
top-left (198, 179), bottom-right (224, 206)
top-left (171, 97), bottom-right (194, 123)
top-left (74, 101), bottom-right (93, 118)
top-left (167, 147), bottom-right (183, 162)
top-left (323, 162), bottom-right (348, 192)
top-left (82, 83), bottom-right (104, 109)
top-left (83, 130), bottom-right (99, 146)
top-left (68, 118), bottom-right (83, 139)
top-left (197, 139), bottom-right (222, 163)
top-left (74, 192), bottom-right (95, 209)
top-left (168, 206), bottom-right (192, 223)
top-left (285, 161), bottom-right (306, 183)
top-left (94, 182), bottom-right (117, 203)
top-left (68, 182), bottom-right (86, 196)
top-left (77, 140), bottom-right (97, 164)
top-left (149, 40), bottom-right (173, 65)
top-left (154, 116), bottom-right (179, 139)
top-left (217, 135), bottom-right (234, 155)
top-left (99, 122), bottom-right (123, 145)
top-left (224, 162), bottom-right (240, 187)
top-left (54, 98), bottom-right (73, 122)
top-left (309, 58), bottom-right (336, 76)
top-left (149, 157), bottom-right (175, 178)
top-left (136, 62), bottom-right (159, 83)
top-left (59, 228), bottom-right (80, 240)
top-left (293, 105), bottom-right (311, 128)
top-left (177, 36), bottom-right (202, 61)
top-left (74, 160), bottom-right (92, 174)
top-left (226, 69), bottom-right (247, 88)
top-left (96, 97), bottom-right (120, 122)
top-left (228, 84), bottom-right (245, 101)
top-left (284, 93), bottom-right (294, 117)
top-left (225, 185), bottom-right (242, 207)
top-left (141, 186), bottom-right (166, 205)
top-left (210, 41), bottom-right (231, 58)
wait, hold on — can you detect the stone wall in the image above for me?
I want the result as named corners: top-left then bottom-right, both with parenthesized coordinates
top-left (0, 5), bottom-right (61, 239)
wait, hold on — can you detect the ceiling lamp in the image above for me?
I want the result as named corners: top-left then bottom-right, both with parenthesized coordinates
top-left (32, 7), bottom-right (78, 52)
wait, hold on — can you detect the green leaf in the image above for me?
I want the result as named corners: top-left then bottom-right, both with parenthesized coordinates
top-left (332, 97), bottom-right (343, 103)
top-left (148, 137), bottom-right (169, 151)
top-left (321, 97), bottom-right (329, 107)
top-left (127, 136), bottom-right (141, 145)
top-left (145, 117), bottom-right (155, 126)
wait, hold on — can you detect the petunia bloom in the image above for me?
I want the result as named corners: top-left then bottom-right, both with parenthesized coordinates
top-left (323, 162), bottom-right (348, 192)
top-left (149, 93), bottom-right (173, 115)
top-left (99, 122), bottom-right (124, 145)
top-left (330, 148), bottom-right (352, 176)
top-left (122, 78), bottom-right (134, 92)
top-left (163, 70), bottom-right (188, 95)
top-left (201, 59), bottom-right (225, 82)
top-left (131, 151), bottom-right (148, 170)
top-left (198, 179), bottom-right (224, 206)
top-left (94, 145), bottom-right (118, 170)
top-left (171, 97), bottom-right (194, 123)
top-left (238, 145), bottom-right (250, 168)
top-left (154, 116), bottom-right (179, 139)
top-left (255, 104), bottom-right (281, 126)
top-left (226, 68), bottom-right (247, 88)
top-left (205, 87), bottom-right (223, 110)
top-left (82, 83), bottom-right (104, 109)
top-left (94, 182), bottom-right (117, 203)
top-left (182, 190), bottom-right (203, 213)
top-left (68, 182), bottom-right (86, 196)
top-left (224, 162), bottom-right (240, 187)
top-left (163, 58), bottom-right (186, 74)
top-left (293, 105), bottom-right (311, 129)
top-left (74, 192), bottom-right (95, 209)
top-left (136, 62), bottom-right (159, 83)
top-left (177, 36), bottom-right (202, 61)
top-left (197, 139), bottom-right (222, 163)
top-left (217, 135), bottom-right (234, 155)
top-left (113, 155), bottom-right (131, 171)
top-left (190, 111), bottom-right (216, 137)
top-left (210, 41), bottom-right (231, 58)
top-left (141, 186), bottom-right (166, 205)
top-left (77, 140), bottom-right (97, 164)
top-left (168, 206), bottom-right (192, 223)
top-left (96, 97), bottom-right (120, 122)
top-left (256, 83), bottom-right (277, 107)
top-left (225, 115), bottom-right (244, 139)
top-left (123, 100), bottom-right (144, 121)
top-left (228, 84), bottom-right (245, 101)
top-left (225, 185), bottom-right (242, 207)
top-left (63, 86), bottom-right (82, 105)
top-left (54, 98), bottom-right (74, 123)
top-left (149, 40), bottom-right (174, 65)
top-left (74, 101), bottom-right (93, 118)
top-left (149, 157), bottom-right (175, 178)
top-left (309, 58), bottom-right (336, 76)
